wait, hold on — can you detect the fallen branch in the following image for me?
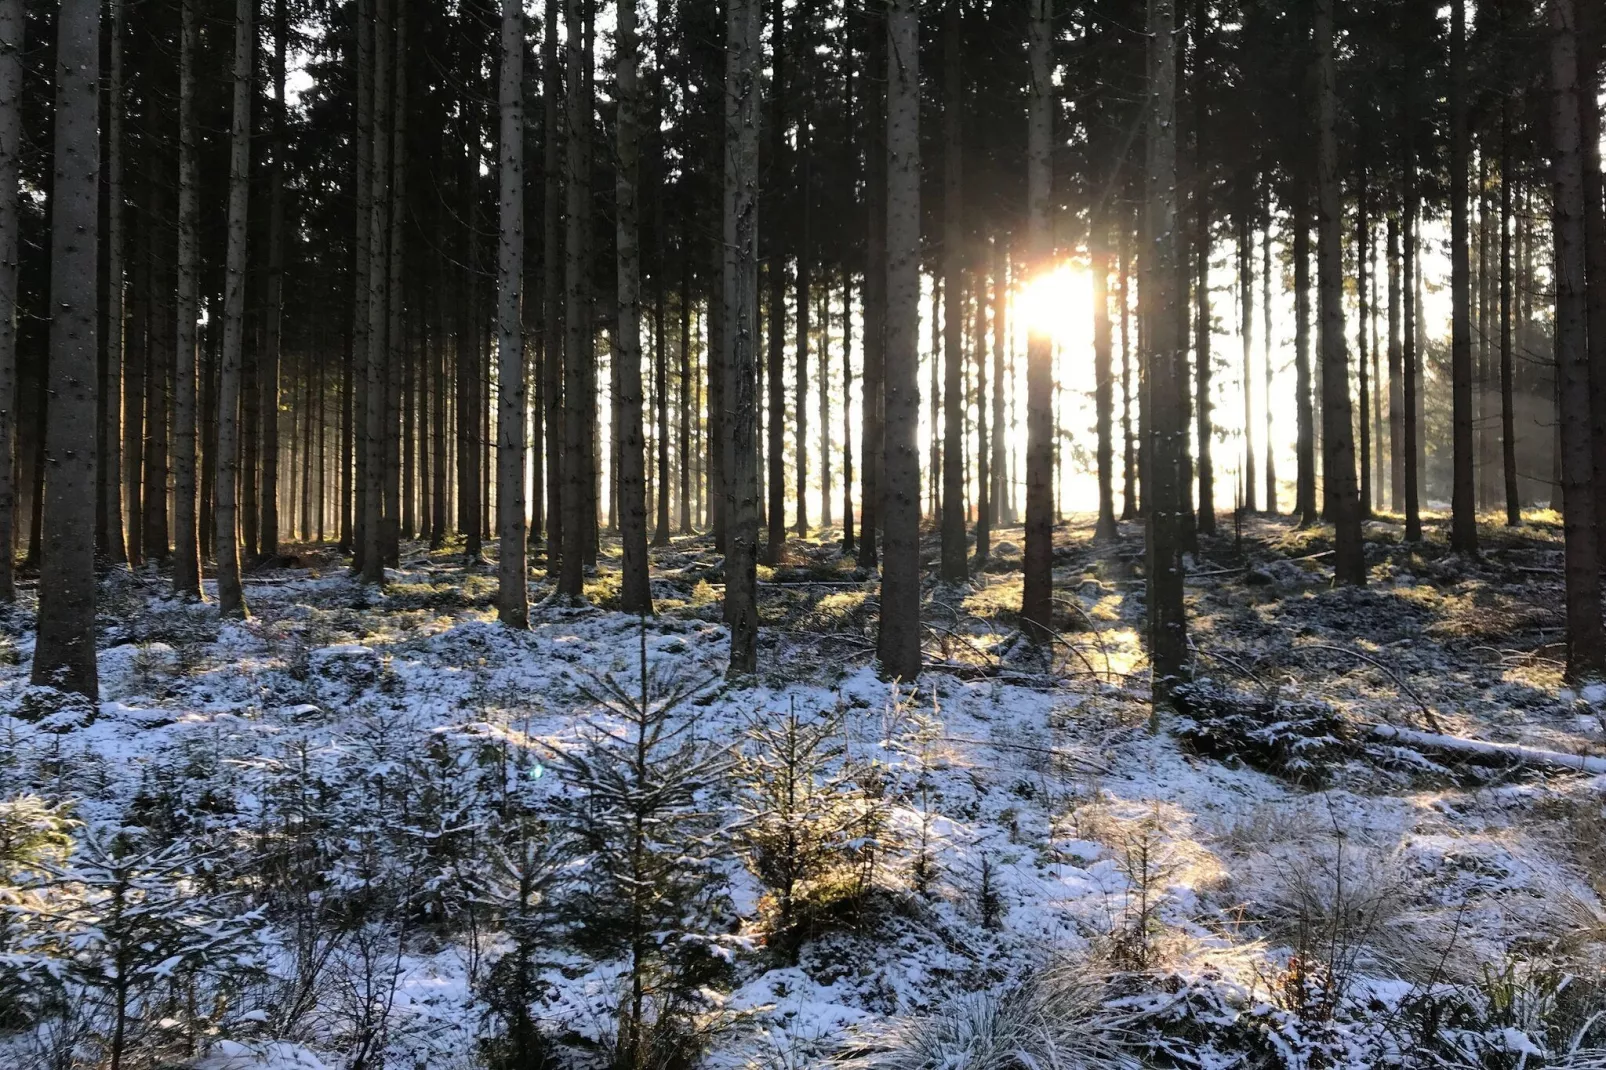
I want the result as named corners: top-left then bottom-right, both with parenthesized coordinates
top-left (1367, 724), bottom-right (1606, 776)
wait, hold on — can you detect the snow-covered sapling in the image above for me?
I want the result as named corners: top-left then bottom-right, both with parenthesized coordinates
top-left (546, 664), bottom-right (733, 1070)
top-left (736, 701), bottom-right (866, 957)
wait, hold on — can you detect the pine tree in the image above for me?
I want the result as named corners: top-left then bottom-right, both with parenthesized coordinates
top-left (616, 0), bottom-right (652, 615)
top-left (1548, 0), bottom-right (1603, 679)
top-left (939, 0), bottom-right (967, 583)
top-left (497, 0), bottom-right (529, 628)
top-left (1021, 0), bottom-right (1054, 639)
top-left (0, 0), bottom-right (20, 604)
top-left (723, 0), bottom-right (761, 675)
top-left (31, 0), bottom-right (101, 697)
top-left (172, 0), bottom-right (202, 601)
top-left (215, 0), bottom-right (254, 620)
top-left (878, 0), bottom-right (921, 680)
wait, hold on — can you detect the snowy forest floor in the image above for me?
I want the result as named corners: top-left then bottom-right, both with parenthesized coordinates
top-left (5, 510), bottom-right (1606, 1069)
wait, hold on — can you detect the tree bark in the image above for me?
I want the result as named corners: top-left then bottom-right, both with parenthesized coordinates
top-left (1403, 155), bottom-right (1423, 543)
top-left (1549, 0), bottom-right (1604, 679)
top-left (1388, 204), bottom-right (1403, 512)
top-left (497, 0), bottom-right (530, 627)
top-left (1293, 182), bottom-right (1316, 527)
top-left (172, 0), bottom-right (202, 600)
top-left (615, 0), bottom-right (651, 614)
top-left (1449, 0), bottom-right (1478, 554)
top-left (1315, 0), bottom-right (1364, 585)
top-left (215, 0), bottom-right (253, 619)
top-left (1357, 167), bottom-right (1372, 517)
top-left (1093, 224), bottom-right (1117, 542)
top-left (542, 0), bottom-right (563, 557)
top-left (940, 0), bottom-right (967, 581)
top-left (1144, 0), bottom-right (1187, 703)
top-left (383, 3), bottom-right (407, 566)
top-left (859, 4), bottom-right (885, 570)
top-left (1500, 30), bottom-right (1519, 527)
top-left (30, 0), bottom-right (101, 696)
top-left (100, 0), bottom-right (127, 566)
top-left (1237, 191), bottom-right (1255, 513)
top-left (878, 0), bottom-right (921, 679)
top-left (1020, 0), bottom-right (1054, 639)
top-left (557, 0), bottom-right (593, 599)
top-left (723, 0), bottom-right (761, 673)
top-left (0, 0), bottom-right (20, 601)
top-left (261, 0), bottom-right (287, 561)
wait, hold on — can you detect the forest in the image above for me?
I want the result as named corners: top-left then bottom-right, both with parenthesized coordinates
top-left (5, 0), bottom-right (1606, 1066)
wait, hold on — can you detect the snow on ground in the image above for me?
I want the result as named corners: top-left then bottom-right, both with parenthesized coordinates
top-left (4, 513), bottom-right (1606, 1068)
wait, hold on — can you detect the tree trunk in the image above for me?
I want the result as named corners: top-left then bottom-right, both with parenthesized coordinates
top-left (172, 0), bottom-right (202, 600)
top-left (261, 0), bottom-right (287, 561)
top-left (1549, 0), bottom-right (1604, 679)
top-left (496, 0), bottom-right (529, 627)
top-left (843, 273), bottom-right (856, 552)
top-left (1449, 0), bottom-right (1477, 554)
top-left (798, 118), bottom-right (813, 541)
top-left (542, 0), bottom-right (563, 558)
top-left (143, 181), bottom-right (170, 565)
top-left (361, 0), bottom-right (391, 582)
top-left (1356, 167), bottom-right (1372, 518)
top-left (557, 0), bottom-right (593, 599)
top-left (1293, 182), bottom-right (1316, 527)
top-left (1238, 192), bottom-right (1256, 513)
top-left (0, 0), bottom-right (20, 601)
top-left (30, 0), bottom-right (101, 696)
top-left (1093, 223), bottom-right (1117, 542)
top-left (1020, 0), bottom-right (1054, 639)
top-left (678, 249), bottom-right (691, 533)
top-left (723, 0), bottom-right (760, 674)
top-left (1262, 190), bottom-right (1276, 513)
top-left (215, 0), bottom-right (253, 619)
top-left (878, 0), bottom-right (922, 679)
top-left (940, 0), bottom-right (967, 581)
top-left (1314, 0), bottom-right (1364, 585)
top-left (1403, 156), bottom-right (1423, 543)
top-left (654, 261), bottom-right (670, 546)
top-left (1120, 228), bottom-right (1136, 519)
top-left (615, 0), bottom-right (651, 614)
top-left (1144, 0), bottom-right (1187, 704)
top-left (100, 0), bottom-right (127, 566)
top-left (860, 5), bottom-right (885, 570)
top-left (382, 4), bottom-right (407, 566)
top-left (1500, 37), bottom-right (1519, 527)
top-left (1388, 205), bottom-right (1403, 512)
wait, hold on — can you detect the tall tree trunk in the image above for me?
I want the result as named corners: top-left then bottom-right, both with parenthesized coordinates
top-left (557, 0), bottom-right (593, 599)
top-left (1120, 228), bottom-right (1136, 519)
top-left (654, 263), bottom-right (670, 546)
top-left (615, 0), bottom-right (650, 614)
top-left (0, 0), bottom-right (20, 601)
top-left (879, 0), bottom-right (922, 679)
top-left (939, 0), bottom-right (967, 581)
top-left (215, 0), bottom-right (253, 619)
top-left (30, 0), bottom-right (100, 695)
top-left (1449, 0), bottom-right (1478, 554)
top-left (723, 0), bottom-right (760, 673)
top-left (1262, 190), bottom-right (1276, 513)
top-left (1357, 167), bottom-right (1372, 517)
top-left (1293, 182), bottom-right (1316, 526)
top-left (1549, 0), bottom-right (1604, 679)
top-left (974, 257), bottom-right (990, 558)
top-left (172, 0), bottom-right (201, 600)
top-left (860, 5), bottom-right (885, 570)
top-left (1388, 204), bottom-right (1403, 512)
top-left (1500, 35), bottom-right (1519, 527)
top-left (1144, 0), bottom-right (1187, 703)
top-left (123, 206), bottom-right (145, 565)
top-left (1580, 32), bottom-right (1606, 556)
top-left (1238, 191), bottom-right (1256, 513)
top-left (350, 0), bottom-right (372, 565)
top-left (261, 0), bottom-right (287, 561)
top-left (361, 0), bottom-right (391, 582)
top-left (143, 181), bottom-right (170, 565)
top-left (1315, 0), bottom-right (1364, 584)
top-left (542, 0), bottom-right (563, 558)
top-left (497, 0), bottom-right (529, 627)
top-left (1020, 0), bottom-right (1055, 639)
top-left (383, 3), bottom-right (407, 566)
top-left (798, 119), bottom-right (813, 540)
top-left (678, 248), bottom-right (691, 533)
top-left (1093, 223), bottom-right (1117, 541)
top-left (1403, 155), bottom-right (1423, 542)
top-left (100, 0), bottom-right (126, 565)
top-left (841, 273), bottom-right (854, 549)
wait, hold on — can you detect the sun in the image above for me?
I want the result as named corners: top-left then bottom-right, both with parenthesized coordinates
top-left (1014, 260), bottom-right (1093, 346)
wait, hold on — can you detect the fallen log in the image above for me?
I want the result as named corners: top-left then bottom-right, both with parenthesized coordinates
top-left (1367, 724), bottom-right (1606, 776)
